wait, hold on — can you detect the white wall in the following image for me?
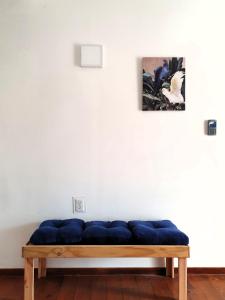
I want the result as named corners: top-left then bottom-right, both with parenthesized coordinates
top-left (0, 0), bottom-right (225, 268)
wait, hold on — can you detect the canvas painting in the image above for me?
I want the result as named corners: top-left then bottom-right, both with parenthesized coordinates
top-left (142, 57), bottom-right (185, 111)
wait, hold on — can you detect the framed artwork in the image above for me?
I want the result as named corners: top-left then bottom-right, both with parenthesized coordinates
top-left (142, 57), bottom-right (185, 111)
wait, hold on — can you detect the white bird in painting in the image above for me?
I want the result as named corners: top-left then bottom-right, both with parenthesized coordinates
top-left (162, 71), bottom-right (184, 104)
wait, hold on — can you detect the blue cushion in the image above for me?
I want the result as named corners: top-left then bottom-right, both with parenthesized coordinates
top-left (82, 221), bottom-right (132, 244)
top-left (128, 220), bottom-right (189, 245)
top-left (85, 220), bottom-right (128, 228)
top-left (29, 218), bottom-right (84, 245)
top-left (29, 219), bottom-right (189, 245)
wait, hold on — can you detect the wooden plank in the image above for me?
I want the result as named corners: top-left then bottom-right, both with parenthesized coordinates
top-left (74, 276), bottom-right (93, 300)
top-left (38, 258), bottom-right (46, 279)
top-left (22, 245), bottom-right (190, 258)
top-left (8, 266), bottom-right (225, 276)
top-left (150, 275), bottom-right (177, 299)
top-left (121, 275), bottom-right (140, 300)
top-left (90, 275), bottom-right (107, 300)
top-left (166, 257), bottom-right (174, 278)
top-left (189, 275), bottom-right (223, 299)
top-left (6, 266), bottom-right (225, 276)
top-left (178, 257), bottom-right (187, 300)
top-left (35, 276), bottom-right (63, 300)
top-left (57, 276), bottom-right (78, 300)
top-left (24, 258), bottom-right (34, 300)
top-left (105, 275), bottom-right (123, 300)
top-left (2, 273), bottom-right (225, 300)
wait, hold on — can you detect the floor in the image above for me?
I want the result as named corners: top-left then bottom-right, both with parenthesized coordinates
top-left (0, 274), bottom-right (225, 300)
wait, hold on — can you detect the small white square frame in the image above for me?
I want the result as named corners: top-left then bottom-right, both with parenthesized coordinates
top-left (81, 44), bottom-right (103, 68)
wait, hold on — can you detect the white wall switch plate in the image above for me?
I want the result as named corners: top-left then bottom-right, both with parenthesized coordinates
top-left (73, 197), bottom-right (86, 213)
top-left (80, 44), bottom-right (103, 68)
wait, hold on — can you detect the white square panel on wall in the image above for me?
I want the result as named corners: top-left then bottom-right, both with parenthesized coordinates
top-left (80, 45), bottom-right (103, 68)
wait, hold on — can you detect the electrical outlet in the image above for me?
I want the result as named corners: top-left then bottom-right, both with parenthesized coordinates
top-left (72, 197), bottom-right (86, 213)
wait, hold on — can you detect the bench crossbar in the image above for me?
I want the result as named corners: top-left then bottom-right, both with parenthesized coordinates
top-left (23, 245), bottom-right (190, 258)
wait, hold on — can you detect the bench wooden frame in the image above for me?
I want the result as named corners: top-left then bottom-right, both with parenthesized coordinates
top-left (22, 244), bottom-right (190, 300)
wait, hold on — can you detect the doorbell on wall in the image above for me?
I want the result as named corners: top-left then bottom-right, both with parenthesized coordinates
top-left (207, 120), bottom-right (217, 135)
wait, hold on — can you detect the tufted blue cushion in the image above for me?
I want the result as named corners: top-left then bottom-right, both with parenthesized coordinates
top-left (82, 221), bottom-right (132, 244)
top-left (29, 219), bottom-right (84, 245)
top-left (29, 219), bottom-right (189, 245)
top-left (128, 220), bottom-right (189, 245)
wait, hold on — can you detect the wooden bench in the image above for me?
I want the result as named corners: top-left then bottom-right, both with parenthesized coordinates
top-left (22, 244), bottom-right (190, 300)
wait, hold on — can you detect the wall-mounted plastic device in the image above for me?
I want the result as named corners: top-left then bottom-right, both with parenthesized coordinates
top-left (80, 45), bottom-right (103, 68)
top-left (207, 120), bottom-right (217, 135)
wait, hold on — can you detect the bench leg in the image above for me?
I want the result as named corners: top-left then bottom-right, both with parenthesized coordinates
top-left (178, 258), bottom-right (187, 300)
top-left (24, 258), bottom-right (34, 300)
top-left (38, 258), bottom-right (46, 279)
top-left (166, 257), bottom-right (174, 278)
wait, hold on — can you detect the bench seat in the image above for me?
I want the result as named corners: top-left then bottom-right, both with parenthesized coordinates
top-left (29, 218), bottom-right (189, 245)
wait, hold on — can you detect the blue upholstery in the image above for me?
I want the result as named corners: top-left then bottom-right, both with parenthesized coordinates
top-left (128, 220), bottom-right (189, 245)
top-left (82, 221), bottom-right (132, 244)
top-left (30, 219), bottom-right (84, 245)
top-left (29, 219), bottom-right (189, 245)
